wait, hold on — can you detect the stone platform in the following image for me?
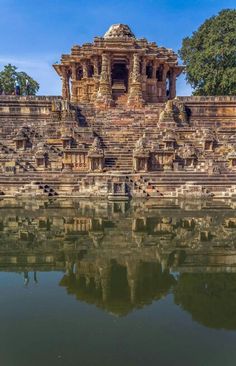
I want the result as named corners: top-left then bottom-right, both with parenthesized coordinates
top-left (0, 95), bottom-right (236, 199)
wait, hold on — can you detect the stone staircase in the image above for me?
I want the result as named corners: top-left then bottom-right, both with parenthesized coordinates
top-left (0, 96), bottom-right (235, 198)
top-left (77, 103), bottom-right (162, 171)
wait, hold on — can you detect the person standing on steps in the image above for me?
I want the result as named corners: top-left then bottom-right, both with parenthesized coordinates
top-left (26, 79), bottom-right (30, 95)
top-left (15, 80), bottom-right (20, 95)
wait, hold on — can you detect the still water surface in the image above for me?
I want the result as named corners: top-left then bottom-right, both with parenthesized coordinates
top-left (1, 199), bottom-right (236, 366)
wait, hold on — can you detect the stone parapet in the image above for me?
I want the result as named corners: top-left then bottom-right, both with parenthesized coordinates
top-left (178, 96), bottom-right (236, 102)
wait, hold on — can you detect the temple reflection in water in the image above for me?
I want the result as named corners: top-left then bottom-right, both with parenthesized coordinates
top-left (1, 198), bottom-right (236, 327)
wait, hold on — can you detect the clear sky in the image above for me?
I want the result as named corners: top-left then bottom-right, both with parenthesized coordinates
top-left (0, 0), bottom-right (234, 96)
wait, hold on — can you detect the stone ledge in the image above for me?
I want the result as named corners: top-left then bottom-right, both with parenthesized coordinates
top-left (179, 96), bottom-right (236, 102)
top-left (0, 95), bottom-right (61, 101)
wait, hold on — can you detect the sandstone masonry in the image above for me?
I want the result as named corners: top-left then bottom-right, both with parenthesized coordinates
top-left (0, 25), bottom-right (235, 199)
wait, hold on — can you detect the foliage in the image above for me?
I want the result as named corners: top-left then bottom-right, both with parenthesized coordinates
top-left (179, 9), bottom-right (236, 96)
top-left (0, 64), bottom-right (39, 95)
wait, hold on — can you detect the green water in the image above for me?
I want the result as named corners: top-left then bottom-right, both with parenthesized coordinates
top-left (1, 199), bottom-right (236, 366)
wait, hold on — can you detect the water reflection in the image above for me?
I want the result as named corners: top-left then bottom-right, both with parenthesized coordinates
top-left (175, 273), bottom-right (236, 330)
top-left (1, 198), bottom-right (236, 328)
top-left (60, 261), bottom-right (176, 316)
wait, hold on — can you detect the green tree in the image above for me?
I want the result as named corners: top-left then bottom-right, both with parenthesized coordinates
top-left (179, 9), bottom-right (236, 96)
top-left (0, 64), bottom-right (39, 95)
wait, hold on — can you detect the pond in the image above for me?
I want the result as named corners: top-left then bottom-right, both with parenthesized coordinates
top-left (1, 199), bottom-right (236, 366)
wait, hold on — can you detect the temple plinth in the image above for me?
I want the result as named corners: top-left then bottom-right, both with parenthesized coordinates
top-left (53, 24), bottom-right (183, 107)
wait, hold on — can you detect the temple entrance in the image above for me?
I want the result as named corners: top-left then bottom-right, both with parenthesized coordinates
top-left (111, 63), bottom-right (128, 100)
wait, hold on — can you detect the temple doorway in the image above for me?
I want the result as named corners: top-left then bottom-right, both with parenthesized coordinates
top-left (111, 63), bottom-right (128, 100)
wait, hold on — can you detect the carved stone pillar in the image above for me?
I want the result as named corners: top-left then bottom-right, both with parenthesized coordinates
top-left (141, 57), bottom-right (147, 77)
top-left (169, 68), bottom-right (177, 99)
top-left (92, 57), bottom-right (100, 100)
top-left (82, 59), bottom-right (88, 78)
top-left (152, 60), bottom-right (157, 79)
top-left (96, 53), bottom-right (113, 107)
top-left (81, 59), bottom-right (89, 101)
top-left (162, 64), bottom-right (169, 100)
top-left (61, 67), bottom-right (70, 100)
top-left (151, 60), bottom-right (158, 102)
top-left (141, 57), bottom-right (147, 101)
top-left (71, 63), bottom-right (77, 103)
top-left (93, 57), bottom-right (99, 77)
top-left (71, 63), bottom-right (77, 80)
top-left (127, 53), bottom-right (144, 107)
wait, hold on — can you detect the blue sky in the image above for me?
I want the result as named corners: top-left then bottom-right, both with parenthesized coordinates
top-left (0, 0), bottom-right (234, 96)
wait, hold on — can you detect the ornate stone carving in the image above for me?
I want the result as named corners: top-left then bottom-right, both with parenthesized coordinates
top-left (159, 100), bottom-right (176, 126)
top-left (96, 53), bottom-right (113, 107)
top-left (51, 100), bottom-right (61, 112)
top-left (88, 137), bottom-right (104, 172)
top-left (53, 24), bottom-right (183, 105)
top-left (88, 137), bottom-right (103, 157)
top-left (134, 135), bottom-right (147, 154)
top-left (177, 144), bottom-right (199, 170)
top-left (128, 54), bottom-right (144, 107)
top-left (178, 144), bottom-right (198, 160)
top-left (177, 102), bottom-right (188, 124)
top-left (35, 143), bottom-right (49, 169)
top-left (133, 134), bottom-right (150, 172)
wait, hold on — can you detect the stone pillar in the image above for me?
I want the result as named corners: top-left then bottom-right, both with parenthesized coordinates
top-left (61, 67), bottom-right (70, 100)
top-left (92, 57), bottom-right (100, 100)
top-left (141, 57), bottom-right (147, 101)
top-left (81, 59), bottom-right (89, 101)
top-left (127, 53), bottom-right (144, 107)
top-left (96, 53), bottom-right (113, 107)
top-left (162, 64), bottom-right (169, 100)
top-left (71, 63), bottom-right (77, 103)
top-left (71, 63), bottom-right (77, 80)
top-left (93, 57), bottom-right (99, 78)
top-left (141, 57), bottom-right (147, 77)
top-left (152, 60), bottom-right (157, 79)
top-left (152, 60), bottom-right (158, 102)
top-left (82, 59), bottom-right (88, 78)
top-left (169, 68), bottom-right (177, 99)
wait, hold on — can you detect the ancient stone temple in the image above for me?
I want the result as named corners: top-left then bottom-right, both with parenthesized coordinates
top-left (53, 24), bottom-right (183, 106)
top-left (0, 24), bottom-right (236, 199)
